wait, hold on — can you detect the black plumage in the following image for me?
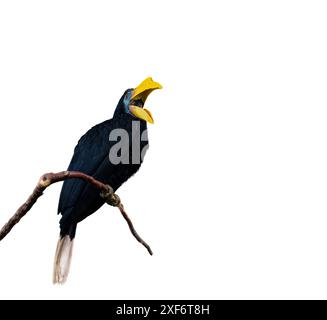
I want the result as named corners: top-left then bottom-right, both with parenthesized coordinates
top-left (58, 90), bottom-right (148, 239)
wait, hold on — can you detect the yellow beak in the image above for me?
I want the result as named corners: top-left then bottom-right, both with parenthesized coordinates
top-left (129, 77), bottom-right (162, 124)
top-left (129, 105), bottom-right (154, 124)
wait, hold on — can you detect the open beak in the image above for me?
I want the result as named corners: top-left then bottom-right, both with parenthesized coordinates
top-left (129, 77), bottom-right (162, 124)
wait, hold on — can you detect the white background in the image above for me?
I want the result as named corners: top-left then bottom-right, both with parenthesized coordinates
top-left (0, 0), bottom-right (326, 300)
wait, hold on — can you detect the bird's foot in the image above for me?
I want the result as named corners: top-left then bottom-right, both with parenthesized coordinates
top-left (100, 185), bottom-right (121, 207)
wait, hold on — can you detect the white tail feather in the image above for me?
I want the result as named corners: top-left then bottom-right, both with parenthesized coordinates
top-left (53, 236), bottom-right (74, 284)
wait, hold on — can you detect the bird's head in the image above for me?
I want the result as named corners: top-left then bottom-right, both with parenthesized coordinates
top-left (114, 77), bottom-right (162, 124)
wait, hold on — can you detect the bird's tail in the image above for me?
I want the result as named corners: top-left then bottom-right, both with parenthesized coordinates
top-left (53, 235), bottom-right (74, 284)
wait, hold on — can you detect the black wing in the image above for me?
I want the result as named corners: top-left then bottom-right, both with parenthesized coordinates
top-left (58, 119), bottom-right (114, 214)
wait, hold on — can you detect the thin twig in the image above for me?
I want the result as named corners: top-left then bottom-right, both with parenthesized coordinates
top-left (0, 171), bottom-right (152, 255)
top-left (118, 203), bottom-right (153, 256)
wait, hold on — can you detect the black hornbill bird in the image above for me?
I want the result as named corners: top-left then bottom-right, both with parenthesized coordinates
top-left (54, 77), bottom-right (162, 283)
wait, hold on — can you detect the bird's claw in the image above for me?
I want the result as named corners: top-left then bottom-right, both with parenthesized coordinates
top-left (100, 185), bottom-right (121, 207)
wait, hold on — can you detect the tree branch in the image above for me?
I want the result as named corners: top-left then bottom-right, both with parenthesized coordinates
top-left (0, 171), bottom-right (152, 255)
top-left (117, 204), bottom-right (153, 255)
